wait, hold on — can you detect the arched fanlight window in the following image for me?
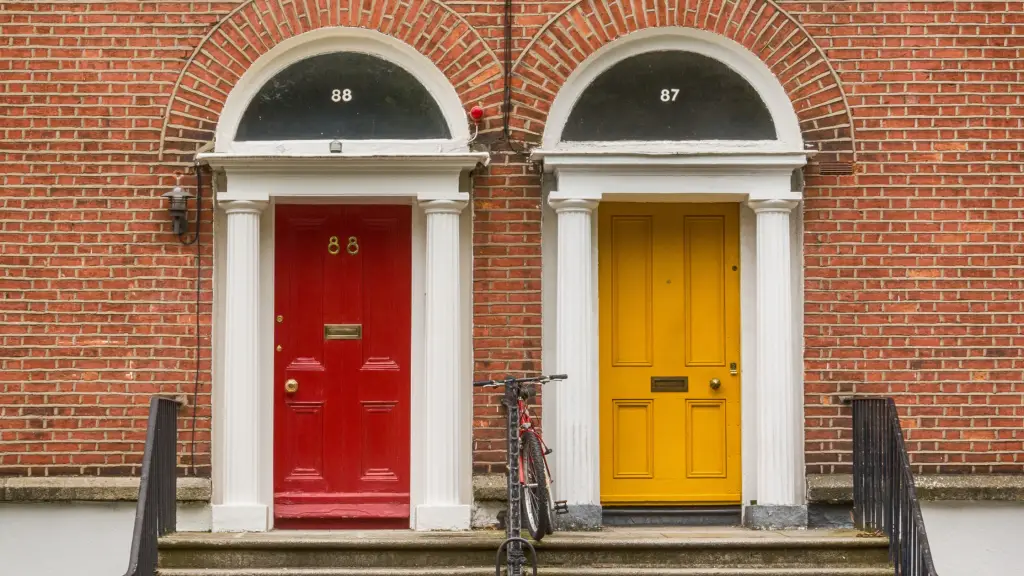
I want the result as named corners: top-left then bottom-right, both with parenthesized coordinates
top-left (562, 50), bottom-right (776, 142)
top-left (236, 52), bottom-right (451, 141)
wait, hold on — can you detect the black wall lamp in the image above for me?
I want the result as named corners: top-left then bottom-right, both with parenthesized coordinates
top-left (163, 165), bottom-right (204, 245)
top-left (163, 176), bottom-right (194, 236)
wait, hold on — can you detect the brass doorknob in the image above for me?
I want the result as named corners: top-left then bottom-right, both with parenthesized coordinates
top-left (284, 379), bottom-right (299, 394)
top-left (709, 378), bottom-right (721, 390)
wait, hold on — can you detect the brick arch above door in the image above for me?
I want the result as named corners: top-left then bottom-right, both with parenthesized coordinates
top-left (158, 0), bottom-right (503, 161)
top-left (512, 0), bottom-right (857, 170)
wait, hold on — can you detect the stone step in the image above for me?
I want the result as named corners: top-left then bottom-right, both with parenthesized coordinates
top-left (158, 529), bottom-right (890, 571)
top-left (158, 568), bottom-right (893, 576)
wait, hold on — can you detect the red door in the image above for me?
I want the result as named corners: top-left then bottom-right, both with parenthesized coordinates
top-left (274, 204), bottom-right (411, 528)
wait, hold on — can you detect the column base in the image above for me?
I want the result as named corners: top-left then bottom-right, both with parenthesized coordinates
top-left (744, 504), bottom-right (808, 529)
top-left (211, 503), bottom-right (269, 532)
top-left (553, 504), bottom-right (603, 531)
top-left (415, 503), bottom-right (471, 531)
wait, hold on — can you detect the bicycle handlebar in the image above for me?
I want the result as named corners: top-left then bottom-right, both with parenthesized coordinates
top-left (472, 374), bottom-right (567, 388)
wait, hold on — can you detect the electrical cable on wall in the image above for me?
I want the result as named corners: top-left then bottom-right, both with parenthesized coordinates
top-left (502, 0), bottom-right (526, 154)
top-left (176, 163), bottom-right (204, 476)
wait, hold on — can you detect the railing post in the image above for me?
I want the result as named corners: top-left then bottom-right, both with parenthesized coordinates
top-left (876, 400), bottom-right (886, 533)
top-left (852, 399), bottom-right (861, 528)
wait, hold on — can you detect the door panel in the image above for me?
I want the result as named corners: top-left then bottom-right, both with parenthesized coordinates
top-left (358, 215), bottom-right (406, 369)
top-left (612, 400), bottom-right (654, 478)
top-left (358, 401), bottom-right (401, 480)
top-left (610, 216), bottom-right (654, 367)
top-left (686, 399), bottom-right (727, 478)
top-left (274, 204), bottom-right (411, 527)
top-left (599, 203), bottom-right (741, 505)
top-left (684, 216), bottom-right (727, 366)
top-left (283, 400), bottom-right (326, 482)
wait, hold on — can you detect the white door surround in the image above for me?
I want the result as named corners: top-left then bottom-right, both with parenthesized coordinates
top-left (535, 27), bottom-right (810, 529)
top-left (201, 27), bottom-right (486, 532)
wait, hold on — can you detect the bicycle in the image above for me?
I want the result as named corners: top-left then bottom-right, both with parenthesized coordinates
top-left (473, 373), bottom-right (568, 542)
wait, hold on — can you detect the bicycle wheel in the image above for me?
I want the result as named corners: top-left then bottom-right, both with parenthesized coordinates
top-left (520, 430), bottom-right (551, 541)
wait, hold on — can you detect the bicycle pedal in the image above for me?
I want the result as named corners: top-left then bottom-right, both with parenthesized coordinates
top-left (553, 500), bottom-right (569, 514)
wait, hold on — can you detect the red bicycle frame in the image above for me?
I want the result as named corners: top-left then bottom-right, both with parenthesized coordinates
top-left (517, 392), bottom-right (556, 509)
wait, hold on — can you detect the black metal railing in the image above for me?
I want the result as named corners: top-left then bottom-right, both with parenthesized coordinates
top-left (852, 397), bottom-right (938, 576)
top-left (122, 396), bottom-right (179, 576)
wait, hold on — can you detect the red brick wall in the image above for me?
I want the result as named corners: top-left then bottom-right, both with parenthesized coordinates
top-left (1, 1), bottom-right (1021, 478)
top-left (0, 2), bottom-right (218, 476)
top-left (471, 151), bottom-right (543, 473)
top-left (793, 1), bottom-right (1024, 474)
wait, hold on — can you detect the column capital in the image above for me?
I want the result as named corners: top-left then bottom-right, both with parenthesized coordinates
top-left (548, 197), bottom-right (598, 213)
top-left (221, 199), bottom-right (267, 215)
top-left (747, 199), bottom-right (799, 214)
top-left (419, 199), bottom-right (468, 215)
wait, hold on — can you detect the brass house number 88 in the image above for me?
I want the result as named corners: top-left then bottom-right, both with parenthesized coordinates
top-left (327, 236), bottom-right (359, 255)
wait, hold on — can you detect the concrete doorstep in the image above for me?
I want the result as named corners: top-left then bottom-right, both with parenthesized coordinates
top-left (156, 527), bottom-right (891, 576)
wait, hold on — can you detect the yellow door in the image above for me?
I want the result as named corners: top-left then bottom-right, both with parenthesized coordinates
top-left (599, 202), bottom-right (741, 505)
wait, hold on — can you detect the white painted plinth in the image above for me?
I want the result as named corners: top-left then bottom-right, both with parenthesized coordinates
top-left (549, 198), bottom-right (601, 514)
top-left (415, 503), bottom-right (472, 531)
top-left (214, 200), bottom-right (269, 532)
top-left (211, 503), bottom-right (267, 533)
top-left (749, 199), bottom-right (801, 507)
top-left (415, 199), bottom-right (471, 531)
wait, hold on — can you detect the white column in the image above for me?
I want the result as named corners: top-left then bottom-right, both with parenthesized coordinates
top-left (747, 198), bottom-right (805, 528)
top-left (549, 197), bottom-right (601, 529)
top-left (416, 199), bottom-right (471, 530)
top-left (212, 200), bottom-right (268, 532)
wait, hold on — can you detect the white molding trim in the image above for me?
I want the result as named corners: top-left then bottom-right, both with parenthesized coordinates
top-left (540, 27), bottom-right (804, 150)
top-left (215, 27), bottom-right (473, 155)
top-left (200, 152), bottom-right (487, 202)
top-left (537, 151), bottom-right (806, 202)
top-left (198, 152), bottom-right (489, 171)
top-left (535, 143), bottom-right (811, 158)
top-left (547, 169), bottom-right (804, 204)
